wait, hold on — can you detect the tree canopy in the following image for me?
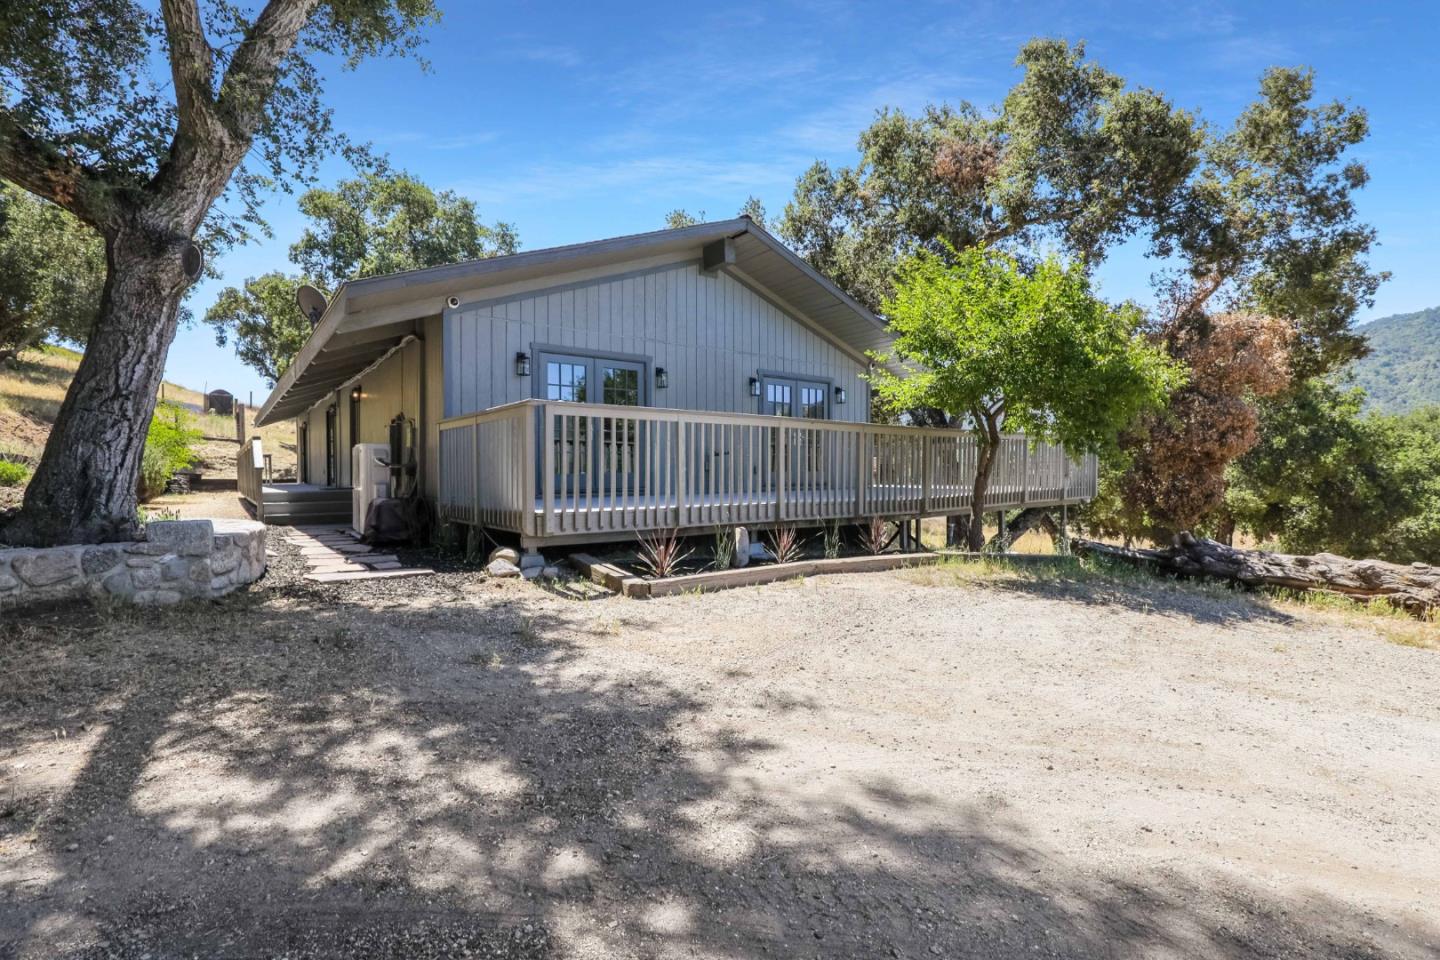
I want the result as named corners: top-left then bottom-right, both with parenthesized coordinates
top-left (205, 168), bottom-right (519, 384)
top-left (779, 40), bottom-right (1200, 312)
top-left (0, 181), bottom-right (105, 360)
top-left (289, 168), bottom-right (518, 291)
top-left (870, 245), bottom-right (1184, 549)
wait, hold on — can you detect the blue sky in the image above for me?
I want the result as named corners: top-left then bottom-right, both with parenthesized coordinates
top-left (169, 0), bottom-right (1440, 402)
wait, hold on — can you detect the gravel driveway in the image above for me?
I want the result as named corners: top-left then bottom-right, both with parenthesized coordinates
top-left (2, 539), bottom-right (1438, 959)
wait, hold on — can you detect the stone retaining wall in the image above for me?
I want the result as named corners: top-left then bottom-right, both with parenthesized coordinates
top-left (0, 519), bottom-right (266, 608)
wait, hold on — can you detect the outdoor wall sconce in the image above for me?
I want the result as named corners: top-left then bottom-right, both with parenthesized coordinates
top-left (350, 386), bottom-right (362, 402)
top-left (834, 386), bottom-right (847, 404)
top-left (749, 376), bottom-right (761, 398)
top-left (655, 367), bottom-right (669, 389)
top-left (515, 351), bottom-right (531, 377)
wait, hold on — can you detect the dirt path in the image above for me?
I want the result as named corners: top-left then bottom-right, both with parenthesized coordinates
top-left (2, 541), bottom-right (1438, 959)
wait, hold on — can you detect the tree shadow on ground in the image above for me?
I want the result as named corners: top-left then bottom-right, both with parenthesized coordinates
top-left (1, 572), bottom-right (1431, 959)
top-left (914, 556), bottom-right (1299, 627)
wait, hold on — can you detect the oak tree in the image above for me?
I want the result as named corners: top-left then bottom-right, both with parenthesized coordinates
top-left (0, 0), bottom-right (437, 545)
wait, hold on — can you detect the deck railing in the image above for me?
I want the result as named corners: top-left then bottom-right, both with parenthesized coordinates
top-left (437, 400), bottom-right (1099, 541)
top-left (237, 437), bottom-right (267, 522)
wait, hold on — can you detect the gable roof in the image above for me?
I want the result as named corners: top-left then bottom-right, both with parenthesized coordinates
top-left (254, 218), bottom-right (891, 425)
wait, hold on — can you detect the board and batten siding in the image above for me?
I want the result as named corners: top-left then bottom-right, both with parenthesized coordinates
top-left (442, 259), bottom-right (871, 422)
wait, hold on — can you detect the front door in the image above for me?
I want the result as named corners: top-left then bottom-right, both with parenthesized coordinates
top-left (538, 352), bottom-right (647, 497)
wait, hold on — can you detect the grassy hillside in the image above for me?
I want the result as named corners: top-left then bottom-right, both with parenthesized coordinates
top-left (0, 345), bottom-right (295, 506)
top-left (1352, 306), bottom-right (1440, 413)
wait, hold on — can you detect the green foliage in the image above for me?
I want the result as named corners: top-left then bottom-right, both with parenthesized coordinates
top-left (663, 196), bottom-right (766, 230)
top-left (206, 167), bottom-right (517, 383)
top-left (138, 401), bottom-right (201, 502)
top-left (1349, 306), bottom-right (1440, 414)
top-left (710, 525), bottom-right (735, 570)
top-left (779, 39), bottom-right (1200, 311)
top-left (289, 168), bottom-right (519, 291)
top-left (0, 0), bottom-right (440, 247)
top-left (204, 272), bottom-right (316, 386)
top-left (0, 182), bottom-right (105, 355)
top-left (1154, 68), bottom-right (1384, 378)
top-left (871, 246), bottom-right (1184, 455)
top-left (0, 459), bottom-right (29, 486)
top-left (1228, 380), bottom-right (1440, 563)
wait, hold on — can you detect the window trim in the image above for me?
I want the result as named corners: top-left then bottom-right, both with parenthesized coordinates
top-left (756, 369), bottom-right (834, 419)
top-left (530, 344), bottom-right (652, 407)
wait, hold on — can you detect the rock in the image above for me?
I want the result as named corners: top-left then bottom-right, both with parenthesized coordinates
top-left (732, 527), bottom-right (750, 568)
top-left (130, 565), bottom-right (161, 589)
top-left (519, 551), bottom-right (546, 571)
top-left (520, 566), bottom-right (541, 580)
top-left (13, 549), bottom-right (81, 588)
top-left (0, 573), bottom-right (17, 591)
top-left (102, 571), bottom-right (131, 595)
top-left (542, 565), bottom-right (561, 579)
top-left (486, 559), bottom-right (522, 578)
top-left (80, 545), bottom-right (124, 576)
top-left (488, 546), bottom-right (520, 566)
top-left (144, 519), bottom-right (215, 558)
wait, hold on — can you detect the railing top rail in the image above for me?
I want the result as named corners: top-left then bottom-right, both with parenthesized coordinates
top-left (437, 399), bottom-right (538, 429)
top-left (443, 397), bottom-right (1066, 445)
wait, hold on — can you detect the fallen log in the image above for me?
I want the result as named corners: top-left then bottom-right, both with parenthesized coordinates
top-left (1071, 531), bottom-right (1440, 615)
top-left (984, 507), bottom-right (1061, 551)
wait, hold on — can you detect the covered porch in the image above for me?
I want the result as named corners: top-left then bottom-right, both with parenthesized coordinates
top-left (238, 443), bottom-right (352, 525)
top-left (437, 400), bottom-right (1098, 549)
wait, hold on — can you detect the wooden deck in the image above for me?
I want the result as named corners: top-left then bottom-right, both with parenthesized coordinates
top-left (238, 442), bottom-right (352, 525)
top-left (439, 400), bottom-right (1098, 549)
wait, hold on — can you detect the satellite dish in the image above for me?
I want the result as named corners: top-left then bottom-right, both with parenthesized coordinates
top-left (181, 242), bottom-right (204, 281)
top-left (296, 284), bottom-right (327, 327)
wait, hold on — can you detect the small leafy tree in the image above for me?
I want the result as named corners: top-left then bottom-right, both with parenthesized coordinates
top-left (204, 272), bottom-right (315, 386)
top-left (871, 246), bottom-right (1184, 551)
top-left (138, 401), bottom-right (202, 501)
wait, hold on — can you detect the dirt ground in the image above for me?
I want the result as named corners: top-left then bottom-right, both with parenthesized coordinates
top-left (2, 538), bottom-right (1438, 959)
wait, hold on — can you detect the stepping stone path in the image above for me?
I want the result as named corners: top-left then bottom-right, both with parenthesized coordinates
top-left (284, 525), bottom-right (435, 583)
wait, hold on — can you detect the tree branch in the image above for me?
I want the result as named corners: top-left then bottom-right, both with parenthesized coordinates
top-left (0, 110), bottom-right (117, 230)
top-left (216, 0), bottom-right (322, 135)
top-left (160, 0), bottom-right (220, 136)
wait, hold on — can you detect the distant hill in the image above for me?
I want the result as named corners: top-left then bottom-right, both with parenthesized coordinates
top-left (1351, 306), bottom-right (1440, 413)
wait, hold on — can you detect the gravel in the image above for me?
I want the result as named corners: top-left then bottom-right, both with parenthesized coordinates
top-left (2, 538), bottom-right (1438, 959)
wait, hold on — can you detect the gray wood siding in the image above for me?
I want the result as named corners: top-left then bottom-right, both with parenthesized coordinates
top-left (443, 260), bottom-right (870, 422)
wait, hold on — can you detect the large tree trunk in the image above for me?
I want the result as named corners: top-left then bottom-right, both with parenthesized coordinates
top-left (1, 221), bottom-right (190, 545)
top-left (1072, 531), bottom-right (1440, 614)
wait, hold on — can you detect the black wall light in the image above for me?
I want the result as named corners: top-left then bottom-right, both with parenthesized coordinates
top-left (749, 376), bottom-right (761, 398)
top-left (834, 386), bottom-right (847, 405)
top-left (655, 367), bottom-right (669, 389)
top-left (515, 352), bottom-right (531, 376)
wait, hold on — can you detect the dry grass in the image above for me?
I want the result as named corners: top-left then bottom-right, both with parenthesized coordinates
top-left (0, 345), bottom-right (294, 476)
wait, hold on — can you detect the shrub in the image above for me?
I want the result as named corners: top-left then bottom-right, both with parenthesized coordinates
top-left (636, 528), bottom-right (693, 578)
top-left (860, 517), bottom-right (892, 555)
top-left (138, 401), bottom-right (201, 501)
top-left (822, 520), bottom-right (842, 559)
top-left (710, 525), bottom-right (735, 570)
top-left (767, 524), bottom-right (804, 564)
top-left (0, 459), bottom-right (29, 487)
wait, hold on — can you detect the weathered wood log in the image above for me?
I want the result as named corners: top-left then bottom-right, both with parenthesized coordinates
top-left (1071, 531), bottom-right (1440, 614)
top-left (985, 507), bottom-right (1061, 551)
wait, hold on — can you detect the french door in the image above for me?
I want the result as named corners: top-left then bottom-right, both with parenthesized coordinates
top-left (538, 352), bottom-right (647, 498)
top-left (761, 375), bottom-right (830, 490)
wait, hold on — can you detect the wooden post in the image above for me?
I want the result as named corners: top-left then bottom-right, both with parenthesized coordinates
top-left (677, 420), bottom-right (689, 528)
top-left (920, 434), bottom-right (932, 515)
top-left (776, 424), bottom-right (788, 522)
top-left (855, 428), bottom-right (866, 519)
top-left (234, 402), bottom-right (246, 445)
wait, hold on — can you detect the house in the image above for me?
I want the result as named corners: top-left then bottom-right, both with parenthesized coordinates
top-left (248, 218), bottom-right (1097, 547)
